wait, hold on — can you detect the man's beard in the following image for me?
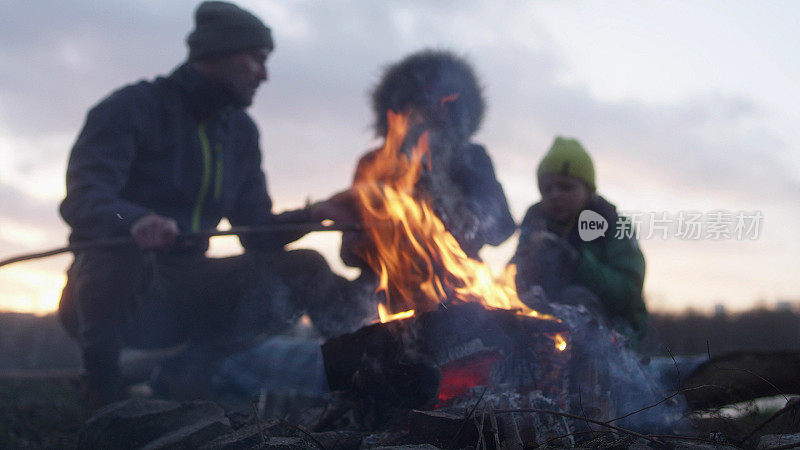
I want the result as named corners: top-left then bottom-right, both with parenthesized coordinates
top-left (217, 81), bottom-right (254, 108)
top-left (231, 89), bottom-right (254, 108)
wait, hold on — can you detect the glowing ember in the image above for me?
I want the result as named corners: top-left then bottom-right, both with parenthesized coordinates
top-left (439, 93), bottom-right (460, 108)
top-left (553, 333), bottom-right (568, 352)
top-left (352, 106), bottom-right (563, 350)
top-left (436, 350), bottom-right (502, 407)
top-left (378, 303), bottom-right (415, 323)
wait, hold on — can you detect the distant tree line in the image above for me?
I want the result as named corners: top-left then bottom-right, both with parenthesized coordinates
top-left (641, 307), bottom-right (800, 356)
top-left (0, 306), bottom-right (798, 370)
top-left (0, 313), bottom-right (80, 371)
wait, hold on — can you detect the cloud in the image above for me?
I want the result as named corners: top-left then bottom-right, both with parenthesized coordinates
top-left (0, 0), bottom-right (189, 137)
top-left (0, 0), bottom-right (798, 311)
top-left (0, 1), bottom-right (795, 209)
top-left (0, 182), bottom-right (59, 227)
top-left (0, 181), bottom-right (66, 263)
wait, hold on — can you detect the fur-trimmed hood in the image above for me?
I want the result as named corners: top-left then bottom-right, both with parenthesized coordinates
top-left (371, 49), bottom-right (485, 141)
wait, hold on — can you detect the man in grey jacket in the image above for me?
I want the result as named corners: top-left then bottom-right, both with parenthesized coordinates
top-left (59, 1), bottom-right (356, 409)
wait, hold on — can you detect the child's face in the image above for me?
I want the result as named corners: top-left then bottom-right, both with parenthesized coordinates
top-left (538, 174), bottom-right (593, 224)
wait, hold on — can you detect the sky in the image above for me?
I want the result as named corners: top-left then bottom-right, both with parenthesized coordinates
top-left (0, 0), bottom-right (798, 315)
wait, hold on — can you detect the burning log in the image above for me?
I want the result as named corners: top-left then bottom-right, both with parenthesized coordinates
top-left (315, 60), bottom-right (685, 438)
top-left (322, 303), bottom-right (569, 415)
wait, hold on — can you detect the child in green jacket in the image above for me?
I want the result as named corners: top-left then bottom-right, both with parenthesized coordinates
top-left (512, 137), bottom-right (648, 342)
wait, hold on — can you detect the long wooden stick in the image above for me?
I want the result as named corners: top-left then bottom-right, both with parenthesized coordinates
top-left (0, 222), bottom-right (364, 268)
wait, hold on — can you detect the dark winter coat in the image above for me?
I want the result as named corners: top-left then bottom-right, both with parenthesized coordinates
top-left (60, 64), bottom-right (308, 252)
top-left (516, 196), bottom-right (648, 339)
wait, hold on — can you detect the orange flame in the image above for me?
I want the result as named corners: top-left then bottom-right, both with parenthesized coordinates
top-left (378, 303), bottom-right (415, 323)
top-left (353, 108), bottom-right (561, 339)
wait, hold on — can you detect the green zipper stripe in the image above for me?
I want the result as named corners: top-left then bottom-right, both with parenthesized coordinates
top-left (214, 143), bottom-right (224, 202)
top-left (191, 122), bottom-right (213, 232)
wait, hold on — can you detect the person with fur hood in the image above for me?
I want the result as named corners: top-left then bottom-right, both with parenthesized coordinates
top-left (340, 50), bottom-right (516, 289)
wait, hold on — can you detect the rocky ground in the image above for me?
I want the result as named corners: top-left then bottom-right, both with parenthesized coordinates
top-left (2, 313), bottom-right (799, 448)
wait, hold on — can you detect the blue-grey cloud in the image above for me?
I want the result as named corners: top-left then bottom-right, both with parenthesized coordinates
top-left (0, 0), bottom-right (797, 221)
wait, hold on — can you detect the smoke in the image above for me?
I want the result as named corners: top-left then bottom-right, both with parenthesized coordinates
top-left (546, 296), bottom-right (689, 433)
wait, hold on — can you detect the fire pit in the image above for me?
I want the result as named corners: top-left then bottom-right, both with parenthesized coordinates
top-left (322, 302), bottom-right (570, 410)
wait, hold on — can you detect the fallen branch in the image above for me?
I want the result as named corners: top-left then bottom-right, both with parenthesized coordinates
top-left (739, 397), bottom-right (800, 445)
top-left (447, 386), bottom-right (488, 450)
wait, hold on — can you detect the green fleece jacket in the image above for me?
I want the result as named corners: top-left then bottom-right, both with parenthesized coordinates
top-left (517, 196), bottom-right (648, 341)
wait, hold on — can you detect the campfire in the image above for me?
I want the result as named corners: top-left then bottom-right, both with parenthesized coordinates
top-left (77, 104), bottom-right (691, 450)
top-left (350, 106), bottom-right (566, 338)
top-left (322, 106), bottom-right (574, 425)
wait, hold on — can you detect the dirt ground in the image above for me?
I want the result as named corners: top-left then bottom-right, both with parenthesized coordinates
top-left (1, 374), bottom-right (795, 449)
top-left (0, 376), bottom-right (84, 449)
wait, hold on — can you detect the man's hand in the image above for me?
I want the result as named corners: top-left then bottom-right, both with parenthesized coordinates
top-left (130, 213), bottom-right (179, 250)
top-left (308, 189), bottom-right (360, 224)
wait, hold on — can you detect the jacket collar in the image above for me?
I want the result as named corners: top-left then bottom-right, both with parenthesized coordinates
top-left (169, 63), bottom-right (236, 121)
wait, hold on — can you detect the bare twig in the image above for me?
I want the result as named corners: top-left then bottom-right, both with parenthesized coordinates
top-left (666, 346), bottom-right (681, 391)
top-left (508, 409), bottom-right (524, 449)
top-left (488, 404), bottom-right (501, 450)
top-left (719, 365), bottom-right (789, 404)
top-left (475, 410), bottom-right (486, 450)
top-left (608, 383), bottom-right (720, 423)
top-left (739, 397), bottom-right (800, 444)
top-left (562, 416), bottom-right (575, 447)
top-left (492, 408), bottom-right (666, 447)
top-left (251, 397), bottom-right (267, 447)
top-left (577, 383), bottom-right (597, 434)
top-left (279, 419), bottom-right (327, 450)
top-left (704, 340), bottom-right (789, 405)
top-left (446, 386), bottom-right (488, 450)
top-left (534, 384), bottom-right (725, 448)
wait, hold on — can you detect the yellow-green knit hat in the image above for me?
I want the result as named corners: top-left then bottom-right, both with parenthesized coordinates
top-left (537, 136), bottom-right (595, 191)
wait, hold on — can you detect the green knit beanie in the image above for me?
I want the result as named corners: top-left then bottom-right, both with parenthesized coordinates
top-left (537, 136), bottom-right (596, 191)
top-left (187, 1), bottom-right (273, 60)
